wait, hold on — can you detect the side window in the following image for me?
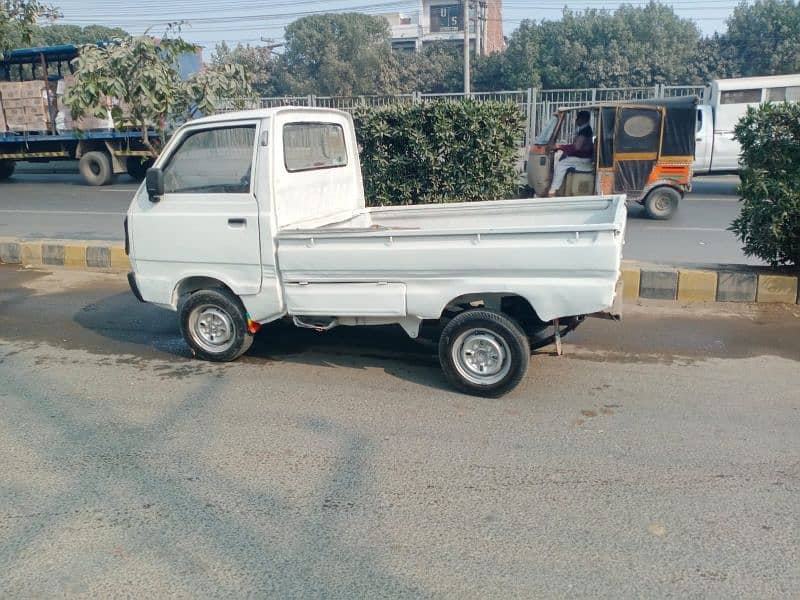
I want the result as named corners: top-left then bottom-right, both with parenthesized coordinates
top-left (696, 108), bottom-right (703, 132)
top-left (767, 86), bottom-right (800, 102)
top-left (720, 89), bottom-right (762, 105)
top-left (283, 122), bottom-right (347, 172)
top-left (163, 125), bottom-right (256, 194)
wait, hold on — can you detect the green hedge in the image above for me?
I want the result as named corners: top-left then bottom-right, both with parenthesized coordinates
top-left (352, 100), bottom-right (524, 206)
top-left (732, 102), bottom-right (800, 266)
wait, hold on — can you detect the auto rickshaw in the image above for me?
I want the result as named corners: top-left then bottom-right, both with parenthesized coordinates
top-left (527, 96), bottom-right (698, 219)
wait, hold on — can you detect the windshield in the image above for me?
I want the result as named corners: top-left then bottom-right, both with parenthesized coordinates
top-left (534, 115), bottom-right (559, 145)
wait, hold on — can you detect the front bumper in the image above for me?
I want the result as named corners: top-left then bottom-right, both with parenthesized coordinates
top-left (127, 271), bottom-right (145, 303)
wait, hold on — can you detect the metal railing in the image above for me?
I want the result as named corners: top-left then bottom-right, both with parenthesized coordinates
top-left (220, 84), bottom-right (706, 146)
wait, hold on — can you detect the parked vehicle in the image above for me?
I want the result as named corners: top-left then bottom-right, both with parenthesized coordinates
top-left (527, 96), bottom-right (698, 220)
top-left (126, 107), bottom-right (626, 397)
top-left (1, 43), bottom-right (203, 185)
top-left (0, 44), bottom-right (160, 185)
top-left (693, 73), bottom-right (800, 174)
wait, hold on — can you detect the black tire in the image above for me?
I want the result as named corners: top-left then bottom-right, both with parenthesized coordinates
top-left (0, 160), bottom-right (15, 181)
top-left (439, 309), bottom-right (530, 398)
top-left (179, 288), bottom-right (254, 362)
top-left (644, 186), bottom-right (680, 220)
top-left (127, 156), bottom-right (153, 181)
top-left (79, 151), bottom-right (114, 186)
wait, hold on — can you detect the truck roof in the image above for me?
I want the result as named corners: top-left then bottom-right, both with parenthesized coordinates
top-left (190, 106), bottom-right (351, 125)
top-left (713, 73), bottom-right (800, 90)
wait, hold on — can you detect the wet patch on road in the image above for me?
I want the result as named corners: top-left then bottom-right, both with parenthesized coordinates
top-left (2, 265), bottom-right (799, 379)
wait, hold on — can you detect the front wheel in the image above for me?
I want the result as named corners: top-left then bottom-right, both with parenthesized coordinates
top-left (439, 309), bottom-right (530, 397)
top-left (179, 288), bottom-right (254, 362)
top-left (644, 187), bottom-right (681, 220)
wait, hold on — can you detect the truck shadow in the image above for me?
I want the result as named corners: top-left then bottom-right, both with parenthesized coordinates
top-left (71, 291), bottom-right (452, 392)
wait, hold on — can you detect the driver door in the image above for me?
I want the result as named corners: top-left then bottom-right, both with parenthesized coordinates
top-left (132, 120), bottom-right (263, 296)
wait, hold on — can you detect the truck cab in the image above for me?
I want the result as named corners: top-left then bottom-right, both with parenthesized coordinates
top-left (693, 74), bottom-right (800, 174)
top-left (127, 107), bottom-right (626, 397)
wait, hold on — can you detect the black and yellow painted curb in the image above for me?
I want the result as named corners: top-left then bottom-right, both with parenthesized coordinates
top-left (622, 263), bottom-right (800, 305)
top-left (0, 238), bottom-right (129, 271)
top-left (1, 237), bottom-right (799, 305)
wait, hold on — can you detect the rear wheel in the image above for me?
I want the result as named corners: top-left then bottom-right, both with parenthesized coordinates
top-left (0, 160), bottom-right (15, 181)
top-left (439, 309), bottom-right (530, 398)
top-left (79, 151), bottom-right (114, 186)
top-left (179, 288), bottom-right (254, 362)
top-left (644, 187), bottom-right (680, 220)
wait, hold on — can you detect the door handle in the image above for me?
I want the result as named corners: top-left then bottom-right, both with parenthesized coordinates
top-left (228, 218), bottom-right (246, 228)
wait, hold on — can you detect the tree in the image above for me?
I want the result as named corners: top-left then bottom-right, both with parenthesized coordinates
top-left (31, 24), bottom-right (129, 46)
top-left (211, 42), bottom-right (278, 95)
top-left (686, 33), bottom-right (738, 83)
top-left (725, 0), bottom-right (800, 76)
top-left (731, 102), bottom-right (800, 265)
top-left (397, 43), bottom-right (463, 93)
top-left (276, 13), bottom-right (398, 96)
top-left (490, 3), bottom-right (703, 90)
top-left (493, 19), bottom-right (542, 90)
top-left (65, 30), bottom-right (253, 155)
top-left (0, 0), bottom-right (60, 51)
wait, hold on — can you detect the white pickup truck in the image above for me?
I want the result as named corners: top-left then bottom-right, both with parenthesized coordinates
top-left (126, 107), bottom-right (626, 396)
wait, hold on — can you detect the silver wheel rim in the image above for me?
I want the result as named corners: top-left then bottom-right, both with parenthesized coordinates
top-left (188, 304), bottom-right (235, 353)
top-left (451, 328), bottom-right (512, 386)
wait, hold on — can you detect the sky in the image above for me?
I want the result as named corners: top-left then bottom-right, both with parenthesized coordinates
top-left (51, 0), bottom-right (737, 55)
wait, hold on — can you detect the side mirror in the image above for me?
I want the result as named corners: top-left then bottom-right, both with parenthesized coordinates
top-left (145, 167), bottom-right (164, 203)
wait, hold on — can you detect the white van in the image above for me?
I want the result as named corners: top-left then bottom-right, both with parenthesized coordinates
top-left (694, 73), bottom-right (800, 173)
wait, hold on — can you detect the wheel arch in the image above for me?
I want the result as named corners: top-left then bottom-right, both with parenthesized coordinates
top-left (172, 276), bottom-right (238, 308)
top-left (439, 292), bottom-right (544, 326)
top-left (641, 182), bottom-right (685, 203)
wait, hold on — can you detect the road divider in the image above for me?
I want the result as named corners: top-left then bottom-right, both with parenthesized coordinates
top-left (1, 236), bottom-right (798, 305)
top-left (1, 238), bottom-right (129, 271)
top-left (623, 263), bottom-right (799, 305)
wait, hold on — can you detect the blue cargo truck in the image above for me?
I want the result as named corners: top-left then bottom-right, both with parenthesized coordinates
top-left (0, 44), bottom-right (160, 185)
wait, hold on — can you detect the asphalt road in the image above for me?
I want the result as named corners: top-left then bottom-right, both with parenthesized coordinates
top-left (1, 265), bottom-right (798, 597)
top-left (0, 168), bottom-right (755, 265)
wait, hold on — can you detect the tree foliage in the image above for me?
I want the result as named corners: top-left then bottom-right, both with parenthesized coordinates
top-left (65, 29), bottom-right (253, 155)
top-left (31, 24), bottom-right (128, 46)
top-left (162, 1), bottom-right (800, 99)
top-left (731, 102), bottom-right (800, 266)
top-left (726, 0), bottom-right (800, 76)
top-left (0, 0), bottom-right (60, 51)
top-left (211, 42), bottom-right (277, 95)
top-left (396, 43), bottom-right (464, 94)
top-left (278, 13), bottom-right (398, 96)
top-left (498, 4), bottom-right (702, 89)
top-left (353, 101), bottom-right (523, 205)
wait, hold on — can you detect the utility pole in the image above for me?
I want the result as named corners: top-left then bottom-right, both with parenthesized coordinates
top-left (463, 0), bottom-right (470, 95)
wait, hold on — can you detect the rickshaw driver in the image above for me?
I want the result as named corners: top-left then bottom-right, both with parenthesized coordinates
top-left (548, 110), bottom-right (594, 197)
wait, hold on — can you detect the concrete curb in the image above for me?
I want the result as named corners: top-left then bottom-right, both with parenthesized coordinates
top-left (2, 237), bottom-right (799, 305)
top-left (0, 238), bottom-right (129, 271)
top-left (622, 263), bottom-right (800, 305)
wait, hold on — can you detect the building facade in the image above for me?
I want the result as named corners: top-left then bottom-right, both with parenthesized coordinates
top-left (381, 0), bottom-right (504, 55)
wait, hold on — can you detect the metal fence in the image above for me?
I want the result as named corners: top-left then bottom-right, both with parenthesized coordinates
top-left (221, 84), bottom-right (705, 146)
